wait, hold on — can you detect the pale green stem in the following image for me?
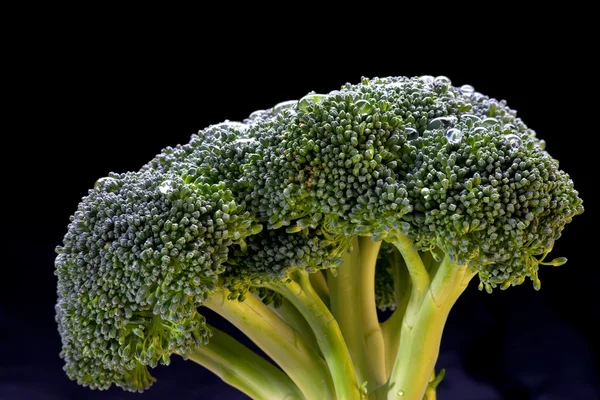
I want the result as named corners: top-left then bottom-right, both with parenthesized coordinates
top-left (186, 325), bottom-right (305, 400)
top-left (380, 296), bottom-right (409, 382)
top-left (429, 255), bottom-right (458, 307)
top-left (421, 251), bottom-right (435, 272)
top-left (380, 246), bottom-right (410, 379)
top-left (357, 236), bottom-right (387, 386)
top-left (270, 297), bottom-right (321, 355)
top-left (267, 272), bottom-right (362, 400)
top-left (390, 235), bottom-right (430, 327)
top-left (385, 262), bottom-right (477, 400)
top-left (326, 238), bottom-right (374, 392)
top-left (309, 270), bottom-right (330, 308)
top-left (204, 290), bottom-right (334, 400)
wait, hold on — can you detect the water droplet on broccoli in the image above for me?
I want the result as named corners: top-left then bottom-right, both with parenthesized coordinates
top-left (272, 100), bottom-right (297, 114)
top-left (502, 123), bottom-right (517, 134)
top-left (159, 180), bottom-right (176, 195)
top-left (215, 120), bottom-right (247, 131)
top-left (248, 109), bottom-right (267, 120)
top-left (428, 116), bottom-right (457, 130)
top-left (460, 114), bottom-right (481, 128)
top-left (481, 117), bottom-right (499, 127)
top-left (504, 134), bottom-right (522, 149)
top-left (419, 75), bottom-right (434, 85)
top-left (405, 127), bottom-right (419, 140)
top-left (460, 114), bottom-right (481, 122)
top-left (459, 84), bottom-right (475, 97)
top-left (446, 128), bottom-right (463, 143)
top-left (355, 99), bottom-right (373, 115)
top-left (298, 94), bottom-right (329, 112)
top-left (434, 76), bottom-right (451, 85)
top-left (94, 177), bottom-right (120, 192)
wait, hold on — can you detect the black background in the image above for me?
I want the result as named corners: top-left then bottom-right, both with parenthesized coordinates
top-left (2, 22), bottom-right (598, 400)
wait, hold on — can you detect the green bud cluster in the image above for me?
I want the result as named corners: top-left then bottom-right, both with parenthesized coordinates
top-left (240, 76), bottom-right (582, 290)
top-left (55, 171), bottom-right (251, 390)
top-left (56, 75), bottom-right (582, 391)
top-left (222, 227), bottom-right (346, 301)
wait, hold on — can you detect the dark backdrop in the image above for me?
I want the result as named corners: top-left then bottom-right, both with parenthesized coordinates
top-left (2, 31), bottom-right (598, 400)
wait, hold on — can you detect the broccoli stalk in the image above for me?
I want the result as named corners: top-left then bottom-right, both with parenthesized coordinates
top-left (203, 289), bottom-right (335, 399)
top-left (55, 75), bottom-right (583, 399)
top-left (186, 325), bottom-right (304, 400)
top-left (265, 271), bottom-right (361, 400)
top-left (384, 238), bottom-right (477, 399)
top-left (326, 237), bottom-right (386, 390)
top-left (261, 234), bottom-right (475, 400)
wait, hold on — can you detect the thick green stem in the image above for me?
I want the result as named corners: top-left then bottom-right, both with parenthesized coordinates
top-left (357, 236), bottom-right (387, 386)
top-left (270, 297), bottom-right (321, 355)
top-left (327, 238), bottom-right (373, 392)
top-left (309, 270), bottom-right (330, 308)
top-left (380, 296), bottom-right (409, 380)
top-left (204, 290), bottom-right (334, 400)
top-left (390, 235), bottom-right (430, 327)
top-left (421, 251), bottom-right (435, 272)
top-left (380, 246), bottom-right (410, 379)
top-left (429, 255), bottom-right (458, 307)
top-left (385, 264), bottom-right (477, 400)
top-left (186, 325), bottom-right (304, 400)
top-left (386, 296), bottom-right (447, 400)
top-left (267, 272), bottom-right (362, 400)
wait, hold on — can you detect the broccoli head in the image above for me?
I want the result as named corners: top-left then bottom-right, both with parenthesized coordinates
top-left (55, 75), bottom-right (582, 400)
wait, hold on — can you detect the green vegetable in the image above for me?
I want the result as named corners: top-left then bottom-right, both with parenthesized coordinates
top-left (55, 75), bottom-right (583, 399)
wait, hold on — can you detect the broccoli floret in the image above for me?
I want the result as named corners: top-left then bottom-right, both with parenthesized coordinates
top-left (55, 75), bottom-right (583, 400)
top-left (55, 169), bottom-right (255, 390)
top-left (241, 76), bottom-right (581, 290)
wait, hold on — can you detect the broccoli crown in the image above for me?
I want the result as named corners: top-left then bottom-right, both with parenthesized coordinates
top-left (239, 76), bottom-right (582, 288)
top-left (55, 75), bottom-right (583, 391)
top-left (55, 170), bottom-right (255, 390)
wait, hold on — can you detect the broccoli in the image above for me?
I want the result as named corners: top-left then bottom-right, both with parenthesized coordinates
top-left (55, 75), bottom-right (583, 400)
